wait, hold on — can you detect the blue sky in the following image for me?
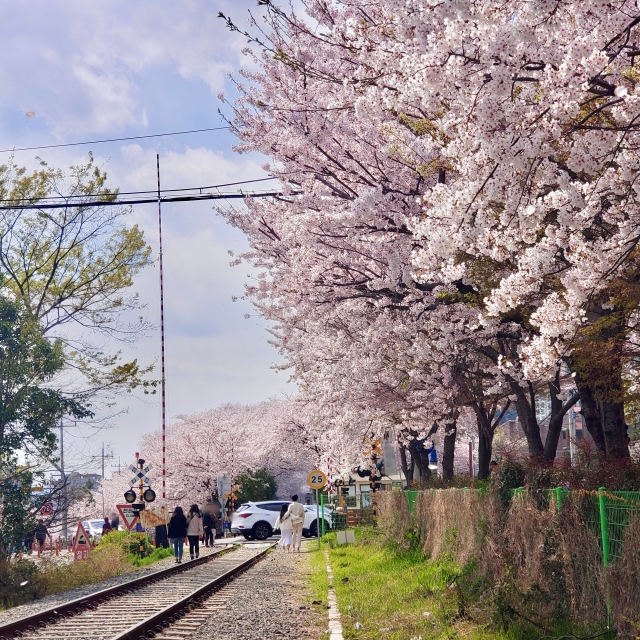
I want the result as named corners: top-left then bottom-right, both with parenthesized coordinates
top-left (0, 0), bottom-right (293, 475)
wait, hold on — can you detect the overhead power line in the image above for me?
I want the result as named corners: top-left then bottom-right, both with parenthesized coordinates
top-left (0, 177), bottom-right (278, 204)
top-left (0, 189), bottom-right (302, 211)
top-left (0, 126), bottom-right (230, 154)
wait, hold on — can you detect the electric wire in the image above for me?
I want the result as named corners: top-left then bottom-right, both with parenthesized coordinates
top-left (0, 126), bottom-right (230, 154)
top-left (0, 177), bottom-right (279, 204)
top-left (0, 189), bottom-right (302, 210)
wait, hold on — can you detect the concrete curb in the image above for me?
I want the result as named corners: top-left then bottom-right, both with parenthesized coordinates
top-left (324, 550), bottom-right (344, 640)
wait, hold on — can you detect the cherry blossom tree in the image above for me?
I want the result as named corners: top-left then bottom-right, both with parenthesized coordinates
top-left (96, 399), bottom-right (317, 517)
top-left (217, 0), bottom-right (640, 472)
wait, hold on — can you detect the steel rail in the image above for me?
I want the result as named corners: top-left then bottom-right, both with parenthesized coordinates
top-left (0, 545), bottom-right (235, 640)
top-left (112, 544), bottom-right (274, 640)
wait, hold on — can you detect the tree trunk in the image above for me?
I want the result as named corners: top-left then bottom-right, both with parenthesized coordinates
top-left (477, 424), bottom-right (493, 480)
top-left (442, 421), bottom-right (457, 482)
top-left (576, 381), bottom-right (607, 457)
top-left (398, 443), bottom-right (414, 487)
top-left (543, 374), bottom-right (581, 463)
top-left (601, 399), bottom-right (630, 459)
top-left (410, 444), bottom-right (431, 482)
top-left (511, 382), bottom-right (544, 458)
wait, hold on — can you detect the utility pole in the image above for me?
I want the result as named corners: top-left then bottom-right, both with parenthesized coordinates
top-left (60, 419), bottom-right (67, 541)
top-left (157, 154), bottom-right (167, 504)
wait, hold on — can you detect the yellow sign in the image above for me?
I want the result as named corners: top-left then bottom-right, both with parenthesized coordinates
top-left (308, 470), bottom-right (327, 490)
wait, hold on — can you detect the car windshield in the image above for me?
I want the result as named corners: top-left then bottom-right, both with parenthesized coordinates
top-left (236, 504), bottom-right (249, 513)
top-left (91, 520), bottom-right (104, 528)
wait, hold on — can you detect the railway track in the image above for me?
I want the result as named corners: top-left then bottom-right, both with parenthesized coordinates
top-left (0, 543), bottom-right (274, 640)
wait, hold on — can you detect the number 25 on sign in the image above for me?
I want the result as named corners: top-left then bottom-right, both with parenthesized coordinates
top-left (308, 470), bottom-right (326, 489)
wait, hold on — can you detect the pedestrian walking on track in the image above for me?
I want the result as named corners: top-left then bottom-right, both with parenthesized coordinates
top-left (187, 504), bottom-right (204, 559)
top-left (286, 495), bottom-right (305, 552)
top-left (274, 504), bottom-right (293, 552)
top-left (167, 506), bottom-right (188, 563)
top-left (203, 509), bottom-right (215, 547)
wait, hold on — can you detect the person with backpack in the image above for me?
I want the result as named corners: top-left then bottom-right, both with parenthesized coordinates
top-left (186, 504), bottom-right (204, 559)
top-left (167, 506), bottom-right (188, 563)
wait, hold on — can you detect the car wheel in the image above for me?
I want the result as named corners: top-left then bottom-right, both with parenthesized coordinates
top-left (252, 522), bottom-right (272, 541)
top-left (242, 533), bottom-right (255, 540)
top-left (310, 520), bottom-right (329, 537)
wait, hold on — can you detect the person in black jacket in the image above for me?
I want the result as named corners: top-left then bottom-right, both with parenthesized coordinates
top-left (34, 521), bottom-right (48, 552)
top-left (167, 506), bottom-right (188, 563)
top-left (202, 510), bottom-right (215, 547)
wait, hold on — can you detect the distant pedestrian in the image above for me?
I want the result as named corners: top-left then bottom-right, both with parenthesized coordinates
top-left (167, 506), bottom-right (188, 563)
top-left (203, 510), bottom-right (215, 547)
top-left (34, 521), bottom-right (48, 552)
top-left (186, 504), bottom-right (204, 560)
top-left (102, 517), bottom-right (113, 536)
top-left (24, 530), bottom-right (35, 554)
top-left (110, 514), bottom-right (120, 531)
top-left (286, 495), bottom-right (305, 552)
top-left (275, 504), bottom-right (293, 552)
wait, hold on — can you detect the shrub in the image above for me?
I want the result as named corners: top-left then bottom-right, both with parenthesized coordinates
top-left (36, 545), bottom-right (132, 596)
top-left (0, 559), bottom-right (42, 609)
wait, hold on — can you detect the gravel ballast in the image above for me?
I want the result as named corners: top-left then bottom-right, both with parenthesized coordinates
top-left (191, 546), bottom-right (323, 640)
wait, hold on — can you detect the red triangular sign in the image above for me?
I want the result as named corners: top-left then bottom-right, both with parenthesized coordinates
top-left (117, 504), bottom-right (139, 531)
top-left (73, 522), bottom-right (93, 551)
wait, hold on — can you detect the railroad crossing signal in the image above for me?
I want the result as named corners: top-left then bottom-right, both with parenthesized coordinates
top-left (73, 522), bottom-right (93, 561)
top-left (308, 470), bottom-right (327, 490)
top-left (128, 463), bottom-right (153, 487)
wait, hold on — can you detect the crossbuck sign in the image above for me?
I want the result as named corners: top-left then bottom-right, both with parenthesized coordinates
top-left (128, 463), bottom-right (153, 487)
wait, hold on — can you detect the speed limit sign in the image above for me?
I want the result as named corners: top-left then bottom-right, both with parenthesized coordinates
top-left (308, 470), bottom-right (327, 489)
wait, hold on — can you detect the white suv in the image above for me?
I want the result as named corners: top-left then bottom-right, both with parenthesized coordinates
top-left (231, 501), bottom-right (333, 540)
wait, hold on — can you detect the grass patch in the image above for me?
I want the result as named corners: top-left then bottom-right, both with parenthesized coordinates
top-left (308, 531), bottom-right (608, 640)
top-left (128, 546), bottom-right (174, 567)
top-left (308, 543), bottom-right (329, 609)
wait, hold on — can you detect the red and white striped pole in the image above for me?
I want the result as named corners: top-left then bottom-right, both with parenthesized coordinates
top-left (157, 154), bottom-right (166, 502)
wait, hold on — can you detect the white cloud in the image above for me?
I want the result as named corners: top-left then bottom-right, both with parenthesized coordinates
top-left (0, 0), bottom-right (254, 135)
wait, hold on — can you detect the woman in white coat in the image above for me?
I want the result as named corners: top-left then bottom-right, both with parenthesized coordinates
top-left (274, 504), bottom-right (293, 552)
